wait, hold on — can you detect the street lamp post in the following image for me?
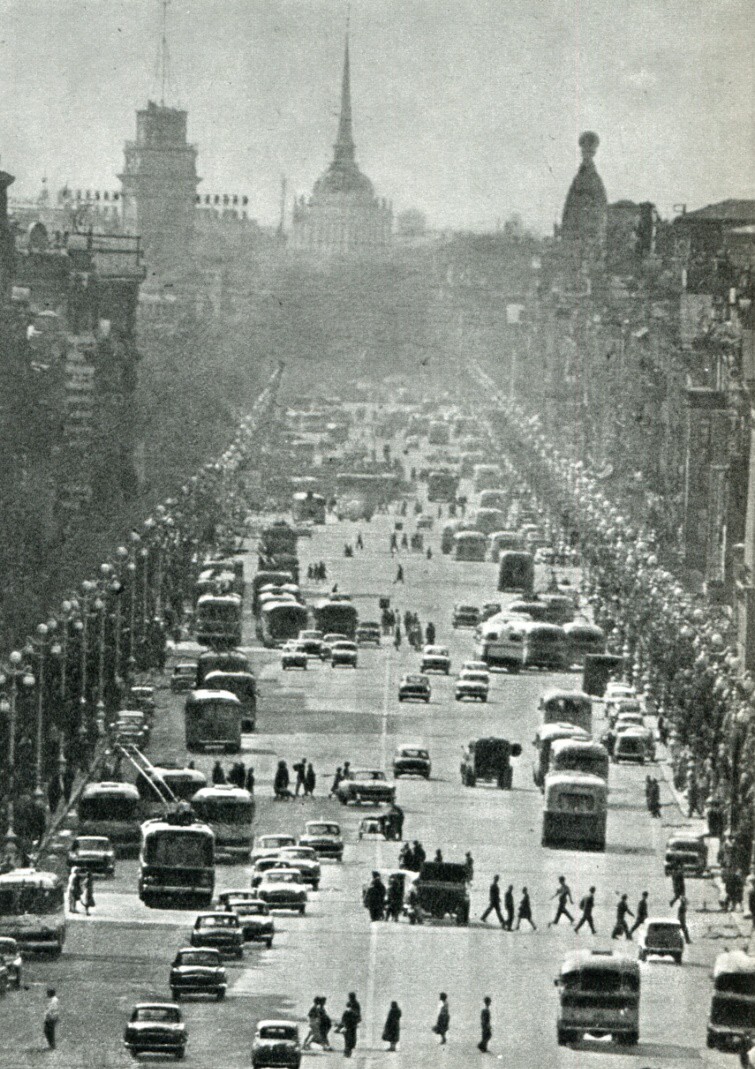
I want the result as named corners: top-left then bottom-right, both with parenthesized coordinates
top-left (94, 595), bottom-right (106, 737)
top-left (0, 651), bottom-right (35, 845)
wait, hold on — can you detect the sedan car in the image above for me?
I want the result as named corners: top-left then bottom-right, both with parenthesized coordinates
top-left (398, 673), bottom-right (431, 703)
top-left (299, 821), bottom-right (344, 861)
top-left (331, 641), bottom-right (358, 668)
top-left (452, 604), bottom-right (480, 628)
top-left (664, 834), bottom-right (707, 877)
top-left (455, 672), bottom-right (489, 702)
top-left (189, 912), bottom-right (244, 958)
top-left (124, 1003), bottom-right (186, 1060)
top-left (255, 869), bottom-right (308, 914)
top-left (273, 846), bottom-right (321, 888)
top-left (171, 663), bottom-right (198, 693)
top-left (637, 918), bottom-right (685, 964)
top-left (0, 938), bottom-right (22, 988)
top-left (420, 645), bottom-right (451, 674)
top-left (393, 745), bottom-right (431, 779)
top-left (355, 623), bottom-right (381, 646)
top-left (170, 947), bottom-right (227, 1000)
top-left (216, 891), bottom-right (275, 946)
top-left (320, 633), bottom-right (349, 660)
top-left (66, 835), bottom-right (116, 877)
top-left (297, 630), bottom-right (324, 657)
top-left (336, 769), bottom-right (396, 806)
top-left (281, 642), bottom-right (308, 670)
top-left (252, 1019), bottom-right (302, 1069)
top-left (251, 834), bottom-right (296, 866)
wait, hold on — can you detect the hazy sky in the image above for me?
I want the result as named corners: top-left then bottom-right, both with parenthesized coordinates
top-left (1, 0), bottom-right (752, 231)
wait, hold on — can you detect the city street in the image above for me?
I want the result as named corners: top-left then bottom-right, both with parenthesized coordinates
top-left (2, 457), bottom-right (746, 1069)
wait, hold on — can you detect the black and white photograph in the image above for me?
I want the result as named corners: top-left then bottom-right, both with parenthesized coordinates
top-left (0, 1), bottom-right (754, 1065)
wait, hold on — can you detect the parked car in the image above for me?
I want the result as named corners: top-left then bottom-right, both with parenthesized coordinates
top-left (281, 642), bottom-right (308, 670)
top-left (124, 1003), bottom-right (186, 1060)
top-left (66, 835), bottom-right (116, 877)
top-left (297, 630), bottom-right (324, 657)
top-left (637, 918), bottom-right (685, 964)
top-left (455, 671), bottom-right (489, 703)
top-left (189, 912), bottom-right (244, 958)
top-left (420, 645), bottom-right (451, 674)
top-left (252, 1020), bottom-right (302, 1069)
top-left (255, 869), bottom-right (308, 914)
top-left (251, 835), bottom-right (296, 865)
top-left (171, 663), bottom-right (198, 693)
top-left (216, 891), bottom-right (275, 946)
top-left (336, 769), bottom-right (396, 806)
top-left (356, 622), bottom-right (381, 646)
top-left (299, 821), bottom-right (344, 861)
top-left (393, 744), bottom-right (431, 779)
top-left (170, 947), bottom-right (227, 1000)
top-left (398, 674), bottom-right (431, 703)
top-left (664, 834), bottom-right (707, 877)
top-left (452, 604), bottom-right (480, 628)
top-left (273, 847), bottom-right (321, 889)
top-left (129, 685), bottom-right (156, 720)
top-left (331, 641), bottom-right (358, 668)
top-left (114, 709), bottom-right (149, 747)
top-left (0, 938), bottom-right (22, 988)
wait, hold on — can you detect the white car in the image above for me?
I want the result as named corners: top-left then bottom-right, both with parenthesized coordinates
top-left (251, 834), bottom-right (296, 866)
top-left (255, 869), bottom-right (308, 914)
top-left (455, 671), bottom-right (489, 702)
top-left (420, 645), bottom-right (451, 674)
top-left (637, 918), bottom-right (685, 964)
top-left (297, 630), bottom-right (324, 657)
top-left (462, 660), bottom-right (489, 675)
top-left (274, 846), bottom-right (321, 888)
top-left (281, 642), bottom-right (308, 670)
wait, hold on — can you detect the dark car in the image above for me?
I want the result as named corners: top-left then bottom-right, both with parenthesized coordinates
top-left (170, 947), bottom-right (227, 1000)
top-left (66, 835), bottom-right (116, 877)
top-left (460, 737), bottom-right (522, 789)
top-left (664, 834), bottom-right (707, 877)
top-left (171, 663), bottom-right (198, 693)
top-left (124, 1003), bottom-right (186, 1060)
top-left (413, 862), bottom-right (470, 925)
top-left (356, 623), bottom-right (381, 646)
top-left (331, 641), bottom-right (358, 668)
top-left (0, 938), bottom-right (21, 988)
top-left (398, 674), bottom-right (431, 703)
top-left (299, 821), bottom-right (344, 861)
top-left (217, 892), bottom-right (275, 945)
top-left (452, 604), bottom-right (480, 628)
top-left (189, 912), bottom-right (244, 958)
top-left (252, 1019), bottom-right (302, 1069)
top-left (392, 745), bottom-right (431, 779)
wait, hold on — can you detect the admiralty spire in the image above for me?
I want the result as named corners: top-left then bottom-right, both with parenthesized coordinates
top-left (290, 32), bottom-right (392, 256)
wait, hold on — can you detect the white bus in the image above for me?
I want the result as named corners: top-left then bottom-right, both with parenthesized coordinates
top-left (190, 785), bottom-right (255, 862)
top-left (0, 869), bottom-right (66, 954)
top-left (78, 782), bottom-right (141, 855)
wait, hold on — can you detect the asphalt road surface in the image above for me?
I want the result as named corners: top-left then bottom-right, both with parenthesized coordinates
top-left (2, 447), bottom-right (745, 1068)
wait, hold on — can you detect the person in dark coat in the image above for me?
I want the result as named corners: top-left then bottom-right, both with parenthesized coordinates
top-left (548, 876), bottom-right (574, 927)
top-left (432, 992), bottom-right (450, 1045)
top-left (293, 758), bottom-right (307, 797)
top-left (611, 894), bottom-right (634, 940)
top-left (478, 996), bottom-right (492, 1053)
top-left (503, 884), bottom-right (515, 930)
top-left (481, 875), bottom-right (505, 927)
top-left (364, 872), bottom-right (386, 921)
top-left (629, 891), bottom-right (649, 935)
top-left (336, 1002), bottom-right (360, 1058)
top-left (82, 870), bottom-right (95, 916)
top-left (514, 887), bottom-right (536, 930)
top-left (413, 841), bottom-right (426, 870)
top-left (382, 1001), bottom-right (402, 1051)
top-left (574, 886), bottom-right (596, 934)
top-left (386, 874), bottom-right (403, 922)
top-left (425, 622), bottom-right (436, 645)
top-left (211, 760), bottom-right (226, 785)
top-left (273, 760), bottom-right (290, 800)
top-left (304, 762), bottom-right (316, 797)
top-left (329, 767), bottom-right (343, 798)
top-left (669, 862), bottom-right (686, 905)
top-left (244, 766), bottom-right (255, 794)
top-left (395, 564), bottom-right (404, 583)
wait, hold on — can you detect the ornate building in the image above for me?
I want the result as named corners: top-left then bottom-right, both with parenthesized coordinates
top-left (290, 36), bottom-right (392, 256)
top-left (560, 131), bottom-right (608, 268)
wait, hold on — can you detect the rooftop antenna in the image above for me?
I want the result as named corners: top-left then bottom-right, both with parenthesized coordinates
top-left (159, 0), bottom-right (171, 105)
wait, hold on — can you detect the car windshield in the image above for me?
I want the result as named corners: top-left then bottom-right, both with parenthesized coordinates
top-left (261, 837), bottom-right (294, 849)
top-left (354, 771), bottom-right (386, 781)
top-left (259, 1026), bottom-right (297, 1040)
top-left (0, 939), bottom-right (18, 953)
top-left (74, 838), bottom-right (110, 851)
top-left (177, 951), bottom-right (219, 966)
top-left (198, 915), bottom-right (237, 928)
top-left (229, 900), bottom-right (265, 914)
top-left (264, 871), bottom-right (301, 884)
top-left (404, 676), bottom-right (426, 685)
top-left (462, 673), bottom-right (488, 682)
top-left (399, 749), bottom-right (428, 759)
top-left (334, 643), bottom-right (356, 651)
top-left (306, 824), bottom-right (339, 836)
top-left (300, 632), bottom-right (321, 640)
top-left (280, 848), bottom-right (312, 859)
top-left (426, 647), bottom-right (448, 656)
top-left (134, 1007), bottom-right (180, 1023)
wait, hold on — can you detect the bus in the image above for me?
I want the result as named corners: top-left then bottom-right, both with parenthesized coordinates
top-left (204, 670), bottom-right (257, 732)
top-left (563, 622), bottom-right (606, 667)
top-left (260, 522), bottom-right (298, 557)
top-left (138, 812), bottom-right (215, 908)
top-left (707, 951), bottom-right (755, 1051)
top-left (476, 618), bottom-right (525, 672)
top-left (542, 773), bottom-right (608, 851)
top-left (252, 571), bottom-right (295, 614)
top-left (196, 649), bottom-right (251, 687)
top-left (453, 531), bottom-right (487, 562)
top-left (473, 508), bottom-right (506, 536)
top-left (0, 870), bottom-right (66, 954)
top-left (258, 600), bottom-right (309, 648)
top-left (136, 765), bottom-right (208, 820)
top-left (539, 689), bottom-right (593, 734)
top-left (441, 521), bottom-right (472, 555)
top-left (78, 782), bottom-right (141, 855)
top-left (195, 594), bottom-right (243, 649)
top-left (489, 531), bottom-right (524, 561)
top-left (533, 723), bottom-right (592, 788)
top-left (522, 622), bottom-right (569, 671)
top-left (473, 464), bottom-right (502, 492)
top-left (427, 470), bottom-right (459, 503)
top-left (258, 551), bottom-right (300, 584)
top-left (292, 491), bottom-right (326, 525)
top-left (313, 599), bottom-right (359, 639)
top-left (460, 451), bottom-right (484, 477)
top-left (185, 690), bottom-right (242, 753)
top-left (549, 739), bottom-right (609, 782)
top-left (556, 951), bottom-right (639, 1046)
top-left (190, 785), bottom-right (255, 861)
top-left (497, 551), bottom-right (534, 594)
top-left (428, 420), bottom-right (450, 445)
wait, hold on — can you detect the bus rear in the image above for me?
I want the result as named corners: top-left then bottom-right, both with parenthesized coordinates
top-left (708, 951), bottom-right (755, 1050)
top-left (184, 690), bottom-right (242, 753)
top-left (78, 782), bottom-right (141, 855)
top-left (542, 773), bottom-right (607, 851)
top-left (195, 594), bottom-right (242, 648)
top-left (191, 786), bottom-right (255, 862)
top-left (557, 950), bottom-right (639, 1046)
top-left (138, 814), bottom-right (215, 908)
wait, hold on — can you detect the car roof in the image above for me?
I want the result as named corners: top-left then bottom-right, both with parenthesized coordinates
top-left (134, 1002), bottom-right (181, 1011)
top-left (645, 917), bottom-right (681, 927)
top-left (257, 1019), bottom-right (299, 1029)
top-left (176, 945), bottom-right (222, 954)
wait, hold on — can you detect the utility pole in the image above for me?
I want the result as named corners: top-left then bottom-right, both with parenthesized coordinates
top-left (159, 0), bottom-right (171, 106)
top-left (277, 175), bottom-right (287, 236)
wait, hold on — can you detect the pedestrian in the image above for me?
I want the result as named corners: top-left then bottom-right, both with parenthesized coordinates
top-left (629, 891), bottom-right (649, 935)
top-left (514, 887), bottom-right (537, 930)
top-left (245, 766), bottom-right (255, 794)
top-left (293, 758), bottom-right (307, 797)
top-left (434, 848), bottom-right (443, 864)
top-left (386, 874), bottom-right (404, 922)
top-left (67, 868), bottom-right (81, 913)
top-left (364, 871), bottom-right (386, 921)
top-left (393, 625), bottom-right (402, 649)
top-left (398, 842), bottom-right (412, 870)
top-left (574, 886), bottom-right (596, 934)
top-left (335, 995), bottom-right (360, 1059)
top-left (737, 1033), bottom-right (755, 1067)
top-left (319, 997), bottom-right (333, 1051)
top-left (273, 760), bottom-right (291, 800)
top-left (464, 851), bottom-right (474, 883)
top-left (304, 762), bottom-right (316, 798)
top-left (481, 875), bottom-right (506, 927)
top-left (83, 870), bottom-right (95, 916)
top-left (43, 987), bottom-right (59, 1049)
top-left (413, 841), bottom-right (426, 870)
top-left (356, 531), bottom-right (364, 550)
top-left (382, 1001), bottom-right (402, 1052)
top-left (400, 533), bottom-right (408, 549)
top-left (432, 992), bottom-right (450, 1045)
top-left (303, 996), bottom-right (326, 1051)
top-left (611, 894), bottom-right (634, 940)
top-left (425, 622), bottom-right (436, 645)
top-left (329, 766), bottom-right (343, 797)
top-left (503, 884), bottom-right (515, 930)
top-left (749, 881), bottom-right (755, 928)
top-left (478, 996), bottom-right (493, 1053)
top-left (395, 564), bottom-right (404, 584)
top-left (548, 875), bottom-right (574, 927)
top-left (669, 863), bottom-right (686, 906)
top-left (211, 760), bottom-right (226, 785)
top-left (677, 894), bottom-right (692, 944)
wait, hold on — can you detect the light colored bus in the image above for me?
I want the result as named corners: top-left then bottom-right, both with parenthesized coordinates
top-left (533, 722), bottom-right (592, 788)
top-left (488, 531), bottom-right (524, 561)
top-left (707, 951), bottom-right (755, 1051)
top-left (313, 599), bottom-right (359, 639)
top-left (453, 531), bottom-right (488, 562)
top-left (195, 593), bottom-right (243, 648)
top-left (184, 689), bottom-right (242, 753)
top-left (563, 622), bottom-right (606, 667)
top-left (0, 869), bottom-right (66, 955)
top-left (475, 617), bottom-right (525, 673)
top-left (522, 622), bottom-right (569, 671)
top-left (556, 950), bottom-right (639, 1046)
top-left (539, 689), bottom-right (593, 734)
top-left (78, 782), bottom-right (141, 855)
top-left (549, 739), bottom-right (609, 782)
top-left (258, 600), bottom-right (309, 648)
top-left (473, 508), bottom-right (506, 536)
top-left (136, 765), bottom-right (208, 820)
top-left (204, 669), bottom-right (257, 733)
top-left (138, 812), bottom-right (215, 908)
top-left (190, 785), bottom-right (255, 862)
top-left (542, 772), bottom-right (607, 851)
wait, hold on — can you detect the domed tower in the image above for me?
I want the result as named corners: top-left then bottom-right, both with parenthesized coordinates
top-left (561, 132), bottom-right (607, 262)
top-left (290, 33), bottom-right (392, 256)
